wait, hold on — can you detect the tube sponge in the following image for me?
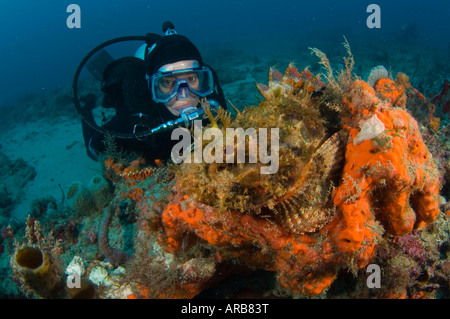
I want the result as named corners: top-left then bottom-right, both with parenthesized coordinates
top-left (66, 182), bottom-right (97, 215)
top-left (88, 175), bottom-right (114, 210)
top-left (10, 245), bottom-right (62, 298)
top-left (366, 65), bottom-right (389, 87)
top-left (13, 246), bottom-right (49, 275)
top-left (66, 175), bottom-right (114, 215)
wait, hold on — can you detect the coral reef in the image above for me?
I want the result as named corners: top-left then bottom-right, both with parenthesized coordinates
top-left (0, 150), bottom-right (36, 220)
top-left (88, 175), bottom-right (115, 210)
top-left (66, 182), bottom-right (95, 214)
top-left (145, 43), bottom-right (443, 297)
top-left (10, 217), bottom-right (65, 298)
top-left (98, 205), bottom-right (131, 267)
top-left (66, 175), bottom-right (114, 215)
top-left (176, 64), bottom-right (341, 230)
top-left (432, 79), bottom-right (449, 117)
top-left (5, 42), bottom-right (449, 299)
top-left (333, 76), bottom-right (440, 260)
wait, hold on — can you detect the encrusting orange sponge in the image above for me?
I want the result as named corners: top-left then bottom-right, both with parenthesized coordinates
top-left (161, 193), bottom-right (340, 296)
top-left (153, 76), bottom-right (440, 297)
top-left (333, 78), bottom-right (440, 261)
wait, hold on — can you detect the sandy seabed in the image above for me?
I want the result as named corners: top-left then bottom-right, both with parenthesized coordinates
top-left (1, 117), bottom-right (100, 223)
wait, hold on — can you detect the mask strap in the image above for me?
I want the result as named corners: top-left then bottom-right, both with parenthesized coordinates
top-left (165, 28), bottom-right (177, 36)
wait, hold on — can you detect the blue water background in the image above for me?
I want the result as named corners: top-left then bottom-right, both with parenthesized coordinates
top-left (0, 0), bottom-right (449, 107)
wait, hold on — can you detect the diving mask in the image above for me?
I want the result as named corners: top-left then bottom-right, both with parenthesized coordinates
top-left (149, 65), bottom-right (214, 103)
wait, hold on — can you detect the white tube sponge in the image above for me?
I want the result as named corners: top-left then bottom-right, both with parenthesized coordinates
top-left (366, 65), bottom-right (389, 87)
top-left (353, 114), bottom-right (385, 145)
top-left (66, 182), bottom-right (97, 215)
top-left (87, 175), bottom-right (113, 210)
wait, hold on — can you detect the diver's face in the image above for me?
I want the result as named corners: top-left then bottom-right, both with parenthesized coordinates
top-left (158, 60), bottom-right (200, 116)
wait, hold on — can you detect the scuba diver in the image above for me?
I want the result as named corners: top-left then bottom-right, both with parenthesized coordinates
top-left (73, 21), bottom-right (227, 163)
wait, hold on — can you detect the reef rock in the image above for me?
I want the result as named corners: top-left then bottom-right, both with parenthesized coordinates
top-left (152, 47), bottom-right (442, 297)
top-left (176, 64), bottom-right (345, 235)
top-left (0, 150), bottom-right (36, 218)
